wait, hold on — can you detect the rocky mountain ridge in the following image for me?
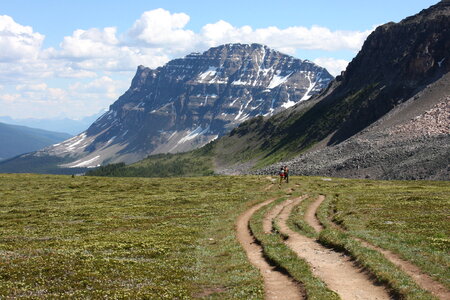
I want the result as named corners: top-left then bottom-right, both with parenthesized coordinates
top-left (0, 43), bottom-right (332, 173)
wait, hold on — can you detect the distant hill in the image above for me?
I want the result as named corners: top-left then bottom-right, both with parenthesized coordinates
top-left (0, 122), bottom-right (71, 161)
top-left (0, 112), bottom-right (104, 135)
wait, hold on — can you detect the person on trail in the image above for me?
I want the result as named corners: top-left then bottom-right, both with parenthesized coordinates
top-left (284, 165), bottom-right (289, 183)
top-left (278, 167), bottom-right (285, 187)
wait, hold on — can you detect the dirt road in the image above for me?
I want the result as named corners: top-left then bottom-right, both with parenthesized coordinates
top-left (236, 198), bottom-right (304, 299)
top-left (274, 196), bottom-right (390, 299)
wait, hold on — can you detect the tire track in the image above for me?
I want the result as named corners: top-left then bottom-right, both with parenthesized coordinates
top-left (326, 206), bottom-right (450, 299)
top-left (275, 196), bottom-right (391, 300)
top-left (236, 198), bottom-right (304, 299)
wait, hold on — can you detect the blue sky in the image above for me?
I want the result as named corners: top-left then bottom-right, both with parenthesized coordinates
top-left (0, 0), bottom-right (439, 120)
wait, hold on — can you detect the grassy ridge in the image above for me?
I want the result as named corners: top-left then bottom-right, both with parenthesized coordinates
top-left (86, 142), bottom-right (215, 178)
top-left (0, 174), bottom-right (274, 299)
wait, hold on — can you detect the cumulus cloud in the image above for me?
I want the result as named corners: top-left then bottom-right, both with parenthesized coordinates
top-left (54, 27), bottom-right (118, 59)
top-left (16, 83), bottom-right (48, 91)
top-left (70, 76), bottom-right (126, 99)
top-left (45, 8), bottom-right (370, 75)
top-left (313, 57), bottom-right (350, 77)
top-left (0, 93), bottom-right (20, 103)
top-left (127, 8), bottom-right (194, 49)
top-left (0, 77), bottom-right (128, 118)
top-left (0, 15), bottom-right (44, 62)
top-left (199, 21), bottom-right (372, 54)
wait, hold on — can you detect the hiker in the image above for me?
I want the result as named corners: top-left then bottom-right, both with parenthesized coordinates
top-left (278, 167), bottom-right (285, 186)
top-left (284, 165), bottom-right (289, 183)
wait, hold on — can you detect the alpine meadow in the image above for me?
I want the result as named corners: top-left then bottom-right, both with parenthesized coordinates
top-left (1, 0), bottom-right (449, 299)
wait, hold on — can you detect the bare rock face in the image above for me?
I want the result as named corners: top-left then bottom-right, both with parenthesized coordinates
top-left (7, 43), bottom-right (332, 170)
top-left (250, 1), bottom-right (450, 180)
top-left (326, 0), bottom-right (450, 145)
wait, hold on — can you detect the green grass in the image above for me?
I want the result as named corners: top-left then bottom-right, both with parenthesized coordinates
top-left (288, 176), bottom-right (449, 299)
top-left (248, 196), bottom-right (340, 299)
top-left (326, 180), bottom-right (450, 289)
top-left (0, 174), bottom-right (277, 299)
top-left (87, 142), bottom-right (216, 178)
top-left (1, 174), bottom-right (448, 299)
top-left (287, 195), bottom-right (319, 238)
top-left (317, 196), bottom-right (436, 299)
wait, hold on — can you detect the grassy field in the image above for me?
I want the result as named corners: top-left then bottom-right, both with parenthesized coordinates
top-left (0, 174), bottom-right (283, 299)
top-left (289, 176), bottom-right (449, 298)
top-left (0, 174), bottom-right (448, 299)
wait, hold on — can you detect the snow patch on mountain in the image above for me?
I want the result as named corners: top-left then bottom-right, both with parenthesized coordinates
top-left (177, 126), bottom-right (210, 145)
top-left (70, 155), bottom-right (101, 168)
top-left (268, 72), bottom-right (292, 89)
top-left (198, 67), bottom-right (218, 82)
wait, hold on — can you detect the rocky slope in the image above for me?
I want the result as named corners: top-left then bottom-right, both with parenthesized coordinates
top-left (248, 0), bottom-right (450, 180)
top-left (254, 74), bottom-right (449, 180)
top-left (0, 43), bottom-right (332, 173)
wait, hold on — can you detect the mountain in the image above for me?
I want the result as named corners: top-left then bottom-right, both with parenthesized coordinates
top-left (0, 112), bottom-right (105, 135)
top-left (0, 122), bottom-right (72, 161)
top-left (89, 0), bottom-right (449, 180)
top-left (226, 0), bottom-right (450, 180)
top-left (0, 43), bottom-right (332, 173)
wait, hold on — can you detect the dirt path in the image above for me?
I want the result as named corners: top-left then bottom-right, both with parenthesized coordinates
top-left (236, 198), bottom-right (304, 299)
top-left (275, 197), bottom-right (390, 300)
top-left (356, 239), bottom-right (450, 300)
top-left (324, 207), bottom-right (450, 299)
top-left (304, 195), bottom-right (325, 232)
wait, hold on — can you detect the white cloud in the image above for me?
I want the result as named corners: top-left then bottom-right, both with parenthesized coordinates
top-left (55, 27), bottom-right (118, 59)
top-left (16, 83), bottom-right (48, 91)
top-left (0, 78), bottom-right (127, 118)
top-left (199, 21), bottom-right (372, 53)
top-left (57, 67), bottom-right (98, 78)
top-left (47, 87), bottom-right (67, 100)
top-left (0, 93), bottom-right (20, 103)
top-left (313, 58), bottom-right (350, 77)
top-left (0, 15), bottom-right (44, 62)
top-left (70, 76), bottom-right (126, 99)
top-left (127, 8), bottom-right (195, 50)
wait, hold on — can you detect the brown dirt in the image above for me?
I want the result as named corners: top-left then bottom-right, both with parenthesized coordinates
top-left (357, 239), bottom-right (450, 300)
top-left (194, 287), bottom-right (227, 297)
top-left (236, 198), bottom-right (304, 299)
top-left (327, 215), bottom-right (450, 299)
top-left (275, 197), bottom-right (391, 300)
top-left (304, 195), bottom-right (325, 232)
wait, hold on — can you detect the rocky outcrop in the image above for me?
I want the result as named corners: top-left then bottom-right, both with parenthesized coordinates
top-left (325, 0), bottom-right (450, 145)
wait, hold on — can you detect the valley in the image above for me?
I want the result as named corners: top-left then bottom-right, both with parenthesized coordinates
top-left (0, 1), bottom-right (449, 299)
